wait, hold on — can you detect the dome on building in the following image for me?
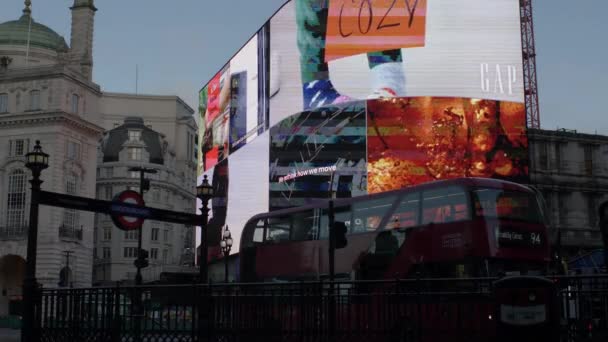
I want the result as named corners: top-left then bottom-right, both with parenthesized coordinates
top-left (0, 13), bottom-right (69, 52)
top-left (102, 117), bottom-right (165, 165)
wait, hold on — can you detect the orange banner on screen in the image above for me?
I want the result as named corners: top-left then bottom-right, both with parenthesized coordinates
top-left (325, 0), bottom-right (427, 62)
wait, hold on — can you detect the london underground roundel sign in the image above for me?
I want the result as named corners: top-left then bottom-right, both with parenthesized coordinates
top-left (111, 190), bottom-right (145, 231)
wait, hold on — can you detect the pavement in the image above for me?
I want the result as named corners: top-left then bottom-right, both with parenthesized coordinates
top-left (0, 328), bottom-right (20, 342)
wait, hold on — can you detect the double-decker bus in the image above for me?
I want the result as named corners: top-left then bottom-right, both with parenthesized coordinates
top-left (240, 178), bottom-right (551, 282)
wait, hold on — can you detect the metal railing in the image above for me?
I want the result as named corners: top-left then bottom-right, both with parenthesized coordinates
top-left (30, 275), bottom-right (608, 342)
top-left (0, 225), bottom-right (28, 240)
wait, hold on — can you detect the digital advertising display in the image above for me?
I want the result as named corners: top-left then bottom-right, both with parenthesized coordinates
top-left (269, 102), bottom-right (367, 210)
top-left (198, 34), bottom-right (266, 175)
top-left (195, 0), bottom-right (528, 256)
top-left (269, 0), bottom-right (524, 127)
top-left (367, 97), bottom-right (528, 194)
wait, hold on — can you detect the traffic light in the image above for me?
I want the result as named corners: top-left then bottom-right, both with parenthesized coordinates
top-left (134, 249), bottom-right (149, 269)
top-left (334, 221), bottom-right (348, 249)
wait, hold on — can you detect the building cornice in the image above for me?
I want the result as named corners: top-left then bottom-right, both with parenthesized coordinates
top-left (528, 128), bottom-right (608, 144)
top-left (0, 64), bottom-right (101, 94)
top-left (101, 92), bottom-right (194, 114)
top-left (0, 111), bottom-right (104, 137)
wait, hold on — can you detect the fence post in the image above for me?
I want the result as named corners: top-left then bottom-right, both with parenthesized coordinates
top-left (111, 283), bottom-right (121, 342)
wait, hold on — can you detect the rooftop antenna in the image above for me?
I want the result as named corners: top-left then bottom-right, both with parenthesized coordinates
top-left (24, 0), bottom-right (33, 68)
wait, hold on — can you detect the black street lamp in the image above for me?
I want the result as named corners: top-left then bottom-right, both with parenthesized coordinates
top-left (196, 175), bottom-right (214, 283)
top-left (22, 140), bottom-right (49, 342)
top-left (220, 226), bottom-right (233, 283)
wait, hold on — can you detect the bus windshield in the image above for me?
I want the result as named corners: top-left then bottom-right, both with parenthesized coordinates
top-left (472, 188), bottom-right (543, 223)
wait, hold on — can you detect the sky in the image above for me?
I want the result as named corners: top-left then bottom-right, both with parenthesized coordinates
top-left (1, 0), bottom-right (607, 135)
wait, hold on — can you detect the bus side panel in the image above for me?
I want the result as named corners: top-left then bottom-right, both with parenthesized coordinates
top-left (254, 233), bottom-right (377, 280)
top-left (255, 240), bottom-right (323, 280)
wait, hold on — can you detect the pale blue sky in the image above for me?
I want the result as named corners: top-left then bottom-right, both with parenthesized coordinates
top-left (1, 0), bottom-right (606, 134)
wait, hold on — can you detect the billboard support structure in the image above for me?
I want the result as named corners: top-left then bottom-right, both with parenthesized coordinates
top-left (520, 0), bottom-right (541, 129)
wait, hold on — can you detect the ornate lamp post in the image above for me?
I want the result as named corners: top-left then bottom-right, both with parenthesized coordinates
top-left (220, 226), bottom-right (233, 283)
top-left (196, 175), bottom-right (214, 283)
top-left (22, 140), bottom-right (49, 342)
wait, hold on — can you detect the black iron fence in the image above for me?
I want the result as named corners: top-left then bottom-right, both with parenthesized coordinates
top-left (30, 275), bottom-right (608, 342)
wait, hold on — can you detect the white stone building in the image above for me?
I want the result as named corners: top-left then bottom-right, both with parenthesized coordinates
top-left (529, 128), bottom-right (608, 258)
top-left (0, 0), bottom-right (197, 315)
top-left (94, 116), bottom-right (197, 285)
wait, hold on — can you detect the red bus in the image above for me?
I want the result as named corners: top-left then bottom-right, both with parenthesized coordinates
top-left (240, 177), bottom-right (551, 282)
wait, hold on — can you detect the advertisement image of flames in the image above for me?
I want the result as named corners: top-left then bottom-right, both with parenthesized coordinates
top-left (367, 97), bottom-right (528, 194)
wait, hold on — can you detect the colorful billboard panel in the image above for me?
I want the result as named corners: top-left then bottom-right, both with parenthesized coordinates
top-left (269, 101), bottom-right (367, 210)
top-left (228, 35), bottom-right (262, 153)
top-left (269, 0), bottom-right (524, 127)
top-left (199, 64), bottom-right (231, 172)
top-left (367, 97), bottom-right (528, 194)
top-left (198, 34), bottom-right (266, 176)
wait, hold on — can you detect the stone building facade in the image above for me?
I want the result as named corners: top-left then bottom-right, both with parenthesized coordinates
top-left (528, 128), bottom-right (608, 258)
top-left (93, 117), bottom-right (196, 286)
top-left (0, 0), bottom-right (196, 315)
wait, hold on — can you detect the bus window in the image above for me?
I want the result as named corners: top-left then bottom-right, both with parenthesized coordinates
top-left (351, 196), bottom-right (397, 233)
top-left (266, 216), bottom-right (290, 243)
top-left (388, 193), bottom-right (420, 229)
top-left (252, 219), bottom-right (265, 243)
top-left (422, 187), bottom-right (470, 224)
top-left (472, 189), bottom-right (542, 223)
top-left (291, 210), bottom-right (317, 241)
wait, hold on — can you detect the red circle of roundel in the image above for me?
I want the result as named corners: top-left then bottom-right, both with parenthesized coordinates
top-left (111, 190), bottom-right (145, 231)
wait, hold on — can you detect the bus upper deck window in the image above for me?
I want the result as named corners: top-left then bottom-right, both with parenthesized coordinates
top-left (422, 187), bottom-right (470, 224)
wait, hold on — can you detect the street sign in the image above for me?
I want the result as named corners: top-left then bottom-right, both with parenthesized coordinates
top-left (38, 190), bottom-right (201, 226)
top-left (111, 190), bottom-right (146, 231)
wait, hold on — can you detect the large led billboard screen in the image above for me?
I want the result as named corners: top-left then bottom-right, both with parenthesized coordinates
top-left (198, 33), bottom-right (266, 174)
top-left (196, 0), bottom-right (527, 257)
top-left (269, 0), bottom-right (524, 126)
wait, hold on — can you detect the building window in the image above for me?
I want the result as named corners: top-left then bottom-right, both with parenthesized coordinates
top-left (105, 185), bottom-right (113, 200)
top-left (194, 135), bottom-right (199, 161)
top-left (67, 141), bottom-right (81, 160)
top-left (152, 189), bottom-right (160, 201)
top-left (71, 94), bottom-right (79, 113)
top-left (538, 141), bottom-right (548, 170)
top-left (103, 228), bottom-right (112, 241)
top-left (63, 173), bottom-right (79, 229)
top-left (558, 192), bottom-right (569, 226)
top-left (124, 230), bottom-right (140, 240)
top-left (128, 147), bottom-right (142, 161)
top-left (554, 142), bottom-right (564, 171)
top-left (123, 247), bottom-right (138, 258)
top-left (0, 93), bottom-right (8, 112)
top-left (588, 194), bottom-right (597, 228)
top-left (150, 248), bottom-right (158, 260)
top-left (583, 144), bottom-right (594, 176)
top-left (105, 167), bottom-right (113, 178)
top-left (151, 228), bottom-right (159, 241)
top-left (103, 247), bottom-right (111, 259)
top-left (130, 171), bottom-right (140, 178)
top-left (6, 170), bottom-right (27, 229)
top-left (162, 249), bottom-right (169, 264)
top-left (29, 90), bottom-right (40, 110)
top-left (129, 131), bottom-right (141, 141)
top-left (163, 229), bottom-right (169, 242)
top-left (9, 139), bottom-right (29, 157)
